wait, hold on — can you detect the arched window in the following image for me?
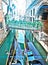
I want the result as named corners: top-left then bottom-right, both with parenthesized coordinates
top-left (42, 12), bottom-right (48, 20)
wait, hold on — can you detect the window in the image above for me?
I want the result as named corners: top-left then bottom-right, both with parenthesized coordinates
top-left (42, 12), bottom-right (48, 20)
top-left (31, 10), bottom-right (32, 16)
top-left (33, 8), bottom-right (35, 16)
top-left (30, 17), bottom-right (32, 21)
top-left (0, 22), bottom-right (2, 28)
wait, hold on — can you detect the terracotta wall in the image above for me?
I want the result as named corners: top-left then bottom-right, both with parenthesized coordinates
top-left (0, 0), bottom-right (2, 4)
top-left (43, 20), bottom-right (48, 34)
top-left (0, 0), bottom-right (3, 22)
top-left (0, 10), bottom-right (3, 22)
top-left (43, 8), bottom-right (48, 34)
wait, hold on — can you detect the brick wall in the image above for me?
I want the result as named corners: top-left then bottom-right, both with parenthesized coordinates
top-left (43, 20), bottom-right (48, 34)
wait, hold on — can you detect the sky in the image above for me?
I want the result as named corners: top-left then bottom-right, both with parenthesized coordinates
top-left (11, 0), bottom-right (26, 16)
top-left (16, 0), bottom-right (26, 16)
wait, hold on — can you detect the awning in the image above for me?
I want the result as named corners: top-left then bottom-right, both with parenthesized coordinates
top-left (40, 5), bottom-right (48, 9)
top-left (37, 5), bottom-right (48, 15)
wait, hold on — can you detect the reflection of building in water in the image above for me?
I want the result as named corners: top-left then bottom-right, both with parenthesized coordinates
top-left (16, 30), bottom-right (25, 43)
top-left (16, 30), bottom-right (25, 50)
